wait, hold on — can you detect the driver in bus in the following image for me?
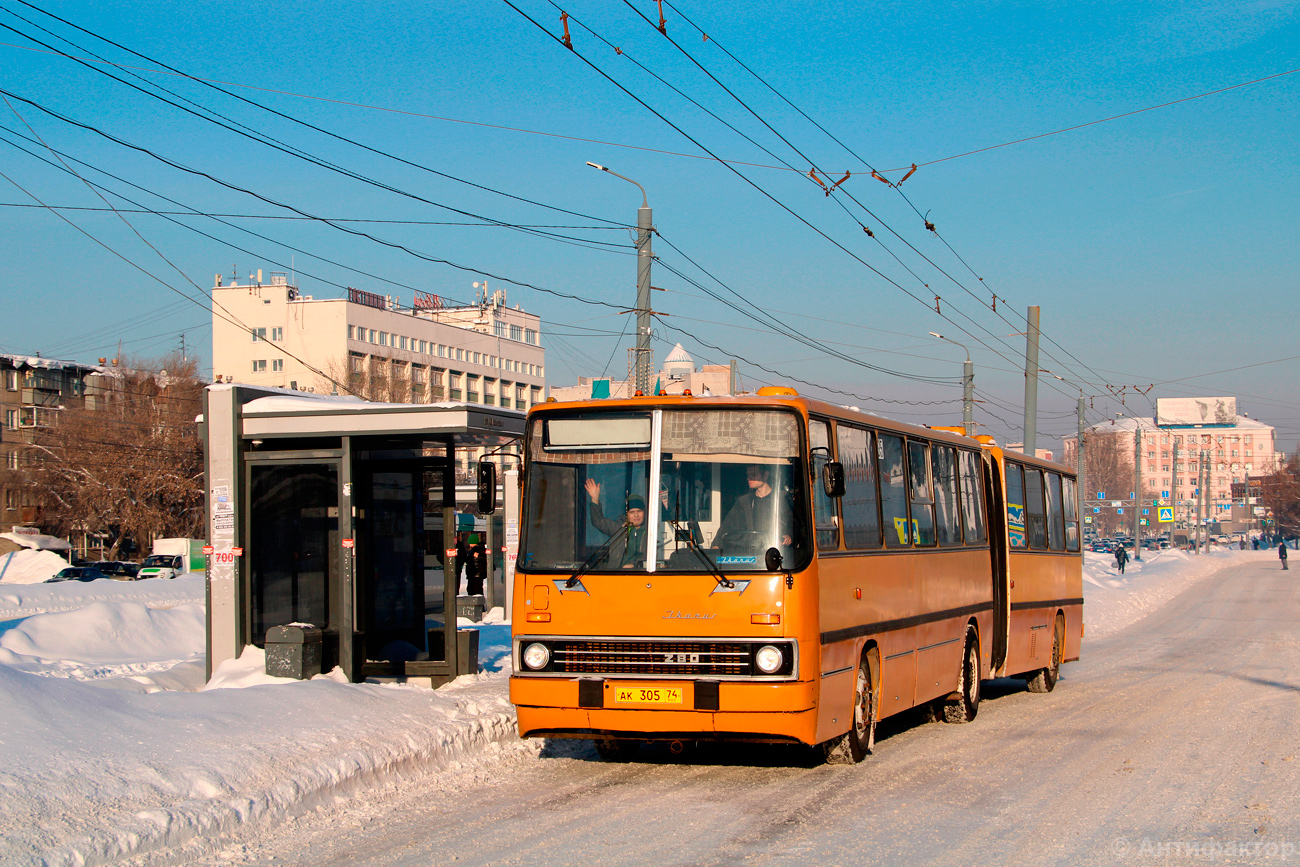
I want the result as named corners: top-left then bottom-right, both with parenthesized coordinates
top-left (712, 463), bottom-right (794, 555)
top-left (583, 479), bottom-right (652, 568)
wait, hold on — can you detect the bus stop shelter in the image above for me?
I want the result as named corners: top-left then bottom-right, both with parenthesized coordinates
top-left (202, 385), bottom-right (523, 686)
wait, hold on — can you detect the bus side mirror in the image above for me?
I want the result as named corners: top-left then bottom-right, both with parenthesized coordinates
top-left (822, 462), bottom-right (845, 498)
top-left (765, 547), bottom-right (783, 572)
top-left (476, 462), bottom-right (497, 514)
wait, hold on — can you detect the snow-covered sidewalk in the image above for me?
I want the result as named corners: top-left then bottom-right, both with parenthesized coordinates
top-left (0, 547), bottom-right (1272, 865)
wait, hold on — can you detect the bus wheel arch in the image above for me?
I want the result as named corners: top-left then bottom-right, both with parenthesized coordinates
top-left (1027, 612), bottom-right (1065, 693)
top-left (824, 643), bottom-right (879, 764)
top-left (943, 623), bottom-right (981, 724)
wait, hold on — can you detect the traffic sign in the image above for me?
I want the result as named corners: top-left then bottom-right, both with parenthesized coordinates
top-left (1097, 491), bottom-right (1106, 499)
top-left (1161, 490), bottom-right (1169, 499)
top-left (1130, 492), bottom-right (1136, 499)
top-left (1157, 506), bottom-right (1174, 523)
top-left (1117, 508), bottom-right (1124, 515)
top-left (1142, 508), bottom-right (1149, 515)
top-left (1140, 519), bottom-right (1149, 526)
top-left (1093, 507), bottom-right (1100, 514)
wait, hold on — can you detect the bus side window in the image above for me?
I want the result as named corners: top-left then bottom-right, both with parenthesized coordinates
top-left (1025, 468), bottom-right (1048, 549)
top-left (880, 433), bottom-right (910, 547)
top-left (1006, 463), bottom-right (1026, 548)
top-left (933, 445), bottom-right (962, 546)
top-left (1062, 476), bottom-right (1080, 551)
top-left (908, 440), bottom-right (936, 546)
top-left (1046, 472), bottom-right (1065, 551)
top-left (838, 425), bottom-right (882, 549)
top-left (809, 418), bottom-right (840, 551)
top-left (959, 450), bottom-right (987, 544)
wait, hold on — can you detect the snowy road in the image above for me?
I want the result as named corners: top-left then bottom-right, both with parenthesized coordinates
top-left (162, 556), bottom-right (1300, 866)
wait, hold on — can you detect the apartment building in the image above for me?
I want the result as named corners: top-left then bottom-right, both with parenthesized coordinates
top-left (1, 354), bottom-right (100, 528)
top-left (211, 272), bottom-right (546, 412)
top-left (1062, 397), bottom-right (1280, 526)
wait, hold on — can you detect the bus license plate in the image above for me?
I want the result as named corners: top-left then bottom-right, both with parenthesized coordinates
top-left (612, 685), bottom-right (683, 706)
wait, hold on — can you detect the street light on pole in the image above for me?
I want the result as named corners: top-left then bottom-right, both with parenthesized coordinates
top-left (588, 161), bottom-right (654, 395)
top-left (929, 332), bottom-right (973, 436)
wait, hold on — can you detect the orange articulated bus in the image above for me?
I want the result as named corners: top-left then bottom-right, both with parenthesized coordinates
top-left (509, 388), bottom-right (1082, 762)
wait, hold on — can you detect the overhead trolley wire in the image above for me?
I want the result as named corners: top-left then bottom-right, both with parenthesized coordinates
top-left (4, 0), bottom-right (630, 232)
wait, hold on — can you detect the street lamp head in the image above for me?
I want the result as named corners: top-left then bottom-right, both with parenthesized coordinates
top-left (586, 162), bottom-right (606, 171)
top-left (929, 331), bottom-right (944, 339)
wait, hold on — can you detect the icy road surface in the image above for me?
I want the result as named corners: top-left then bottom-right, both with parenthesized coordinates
top-left (166, 556), bottom-right (1300, 867)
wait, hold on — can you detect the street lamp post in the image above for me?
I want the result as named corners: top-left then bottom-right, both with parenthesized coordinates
top-left (588, 162), bottom-right (653, 394)
top-left (929, 332), bottom-right (973, 437)
top-left (1052, 373), bottom-right (1087, 550)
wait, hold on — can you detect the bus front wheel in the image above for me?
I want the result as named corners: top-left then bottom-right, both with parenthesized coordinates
top-left (943, 625), bottom-right (981, 724)
top-left (825, 651), bottom-right (877, 764)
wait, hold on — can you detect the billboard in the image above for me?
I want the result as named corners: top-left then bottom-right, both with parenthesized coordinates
top-left (1155, 397), bottom-right (1237, 427)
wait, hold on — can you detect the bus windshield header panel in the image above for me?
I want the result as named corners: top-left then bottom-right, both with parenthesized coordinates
top-left (520, 407), bottom-right (811, 574)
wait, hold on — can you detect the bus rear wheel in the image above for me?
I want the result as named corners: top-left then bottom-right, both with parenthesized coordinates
top-left (1027, 615), bottom-right (1064, 693)
top-left (825, 651), bottom-right (876, 764)
top-left (943, 626), bottom-right (980, 724)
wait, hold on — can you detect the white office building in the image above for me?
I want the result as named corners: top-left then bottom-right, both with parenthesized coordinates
top-left (211, 271), bottom-right (546, 412)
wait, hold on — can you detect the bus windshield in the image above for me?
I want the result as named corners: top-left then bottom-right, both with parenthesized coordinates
top-left (519, 408), bottom-right (811, 574)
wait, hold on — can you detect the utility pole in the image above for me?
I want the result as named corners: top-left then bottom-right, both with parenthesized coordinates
top-left (1132, 423), bottom-right (1142, 560)
top-left (1022, 306), bottom-right (1041, 455)
top-left (1077, 394), bottom-right (1086, 542)
top-left (1171, 442), bottom-right (1179, 545)
top-left (930, 332), bottom-right (973, 436)
top-left (587, 162), bottom-right (653, 394)
top-left (1194, 450), bottom-right (1204, 554)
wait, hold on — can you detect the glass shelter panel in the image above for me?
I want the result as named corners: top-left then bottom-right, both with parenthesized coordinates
top-left (249, 464), bottom-right (338, 643)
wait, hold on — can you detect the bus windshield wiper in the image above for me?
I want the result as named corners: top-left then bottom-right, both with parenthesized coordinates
top-left (567, 522), bottom-right (629, 588)
top-left (667, 519), bottom-right (733, 589)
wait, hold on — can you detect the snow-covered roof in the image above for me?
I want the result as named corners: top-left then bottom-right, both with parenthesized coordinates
top-left (0, 353), bottom-right (103, 373)
top-left (0, 531), bottom-right (71, 551)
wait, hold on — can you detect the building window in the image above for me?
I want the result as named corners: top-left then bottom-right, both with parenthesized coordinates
top-left (347, 325), bottom-right (355, 340)
top-left (350, 353), bottom-right (365, 373)
top-left (4, 489), bottom-right (15, 510)
top-left (525, 328), bottom-right (537, 345)
top-left (419, 340), bottom-right (427, 354)
top-left (271, 327), bottom-right (283, 341)
top-left (494, 320), bottom-right (506, 337)
top-left (252, 360), bottom-right (267, 372)
top-left (466, 375), bottom-right (479, 403)
top-left (251, 327), bottom-right (267, 342)
top-left (4, 370), bottom-right (16, 391)
top-left (449, 373), bottom-right (462, 400)
top-left (272, 359), bottom-right (284, 372)
top-left (6, 450), bottom-right (17, 470)
top-left (399, 336), bottom-right (408, 350)
top-left (455, 348), bottom-right (464, 361)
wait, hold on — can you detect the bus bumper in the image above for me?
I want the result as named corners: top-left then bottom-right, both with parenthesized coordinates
top-left (511, 676), bottom-right (820, 746)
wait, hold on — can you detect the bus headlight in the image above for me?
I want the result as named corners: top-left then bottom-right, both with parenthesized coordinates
top-left (754, 644), bottom-right (784, 675)
top-left (522, 642), bottom-right (551, 670)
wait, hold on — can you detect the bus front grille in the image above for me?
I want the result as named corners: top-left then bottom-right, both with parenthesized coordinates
top-left (550, 640), bottom-right (753, 676)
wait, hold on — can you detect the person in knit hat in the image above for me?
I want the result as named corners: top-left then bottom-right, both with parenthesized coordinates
top-left (583, 479), bottom-right (649, 568)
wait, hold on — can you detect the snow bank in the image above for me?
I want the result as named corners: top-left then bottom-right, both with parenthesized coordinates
top-left (0, 573), bottom-right (204, 620)
top-left (0, 547), bottom-right (73, 584)
top-left (1082, 547), bottom-right (1273, 639)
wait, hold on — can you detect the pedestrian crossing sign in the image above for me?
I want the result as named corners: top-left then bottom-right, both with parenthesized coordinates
top-left (1157, 506), bottom-right (1174, 523)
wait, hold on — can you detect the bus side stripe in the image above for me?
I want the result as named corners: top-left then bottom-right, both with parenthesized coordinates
top-left (819, 601), bottom-right (993, 645)
top-left (1009, 597), bottom-right (1084, 611)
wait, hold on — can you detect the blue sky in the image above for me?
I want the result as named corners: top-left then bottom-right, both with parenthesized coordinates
top-left (1, 0), bottom-right (1297, 452)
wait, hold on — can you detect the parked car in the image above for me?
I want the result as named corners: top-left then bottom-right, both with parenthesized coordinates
top-left (97, 561), bottom-right (140, 580)
top-left (46, 566), bottom-right (113, 583)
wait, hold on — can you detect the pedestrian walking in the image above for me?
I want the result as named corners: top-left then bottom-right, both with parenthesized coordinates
top-left (1280, 541), bottom-right (1289, 571)
top-left (1115, 543), bottom-right (1129, 575)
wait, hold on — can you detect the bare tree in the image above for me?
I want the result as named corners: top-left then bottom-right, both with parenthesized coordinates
top-left (24, 353), bottom-right (205, 558)
top-left (1260, 455), bottom-right (1300, 539)
top-left (1084, 430), bottom-right (1135, 536)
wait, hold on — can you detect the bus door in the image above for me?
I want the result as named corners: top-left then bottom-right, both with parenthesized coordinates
top-left (984, 455), bottom-right (1010, 673)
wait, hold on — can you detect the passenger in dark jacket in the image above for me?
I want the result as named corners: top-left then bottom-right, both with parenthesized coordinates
top-left (584, 479), bottom-right (648, 568)
top-left (466, 533), bottom-right (487, 595)
top-left (1115, 544), bottom-right (1129, 574)
top-left (1281, 542), bottom-right (1289, 571)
